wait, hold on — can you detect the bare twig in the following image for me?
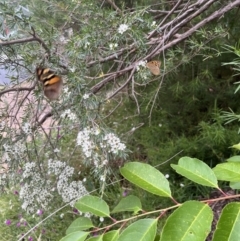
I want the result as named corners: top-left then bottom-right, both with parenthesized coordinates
top-left (105, 67), bottom-right (136, 100)
top-left (0, 27), bottom-right (51, 57)
top-left (105, 0), bottom-right (122, 14)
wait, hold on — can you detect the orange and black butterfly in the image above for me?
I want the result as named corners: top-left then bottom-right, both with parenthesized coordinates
top-left (36, 67), bottom-right (63, 100)
top-left (146, 60), bottom-right (161, 76)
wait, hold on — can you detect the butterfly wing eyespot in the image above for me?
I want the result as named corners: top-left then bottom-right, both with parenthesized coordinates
top-left (36, 67), bottom-right (63, 100)
top-left (146, 60), bottom-right (161, 76)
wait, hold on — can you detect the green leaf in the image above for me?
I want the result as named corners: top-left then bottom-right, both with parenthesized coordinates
top-left (160, 201), bottom-right (213, 241)
top-left (226, 156), bottom-right (240, 162)
top-left (230, 143), bottom-right (240, 150)
top-left (120, 162), bottom-right (171, 197)
top-left (111, 195), bottom-right (142, 214)
top-left (75, 195), bottom-right (110, 217)
top-left (171, 156), bottom-right (218, 188)
top-left (118, 218), bottom-right (157, 241)
top-left (103, 230), bottom-right (119, 241)
top-left (230, 182), bottom-right (240, 189)
top-left (212, 203), bottom-right (240, 241)
top-left (213, 162), bottom-right (240, 182)
top-left (86, 235), bottom-right (103, 241)
top-left (60, 231), bottom-right (89, 241)
top-left (66, 217), bottom-right (94, 234)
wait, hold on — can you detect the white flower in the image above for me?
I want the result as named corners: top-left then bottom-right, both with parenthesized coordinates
top-left (54, 148), bottom-right (60, 153)
top-left (102, 159), bottom-right (108, 165)
top-left (118, 24), bottom-right (129, 34)
top-left (100, 175), bottom-right (106, 181)
top-left (151, 21), bottom-right (157, 27)
top-left (68, 112), bottom-right (77, 121)
top-left (0, 120), bottom-right (5, 131)
top-left (22, 122), bottom-right (31, 134)
top-left (60, 213), bottom-right (64, 218)
top-left (180, 183), bottom-right (184, 187)
top-left (83, 93), bottom-right (90, 99)
top-left (165, 174), bottom-right (170, 179)
top-left (84, 42), bottom-right (90, 49)
top-left (136, 60), bottom-right (147, 71)
top-left (70, 67), bottom-right (76, 73)
top-left (100, 217), bottom-right (104, 222)
top-left (93, 128), bottom-right (100, 135)
top-left (63, 87), bottom-right (69, 93)
top-left (61, 109), bottom-right (77, 121)
top-left (100, 133), bottom-right (126, 154)
top-left (63, 87), bottom-right (71, 98)
top-left (109, 43), bottom-right (118, 50)
top-left (84, 213), bottom-right (91, 218)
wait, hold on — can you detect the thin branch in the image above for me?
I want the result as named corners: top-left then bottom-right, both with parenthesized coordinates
top-left (105, 67), bottom-right (136, 100)
top-left (105, 0), bottom-right (122, 14)
top-left (0, 27), bottom-right (51, 56)
top-left (0, 37), bottom-right (38, 46)
top-left (0, 86), bottom-right (35, 96)
top-left (102, 97), bottom-right (123, 119)
top-left (131, 76), bottom-right (140, 115)
top-left (87, 43), bottom-right (135, 67)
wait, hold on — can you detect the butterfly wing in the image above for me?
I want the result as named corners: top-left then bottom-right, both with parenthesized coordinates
top-left (36, 67), bottom-right (63, 100)
top-left (146, 61), bottom-right (161, 76)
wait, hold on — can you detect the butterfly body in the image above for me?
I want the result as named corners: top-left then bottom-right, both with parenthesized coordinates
top-left (146, 60), bottom-right (161, 76)
top-left (36, 67), bottom-right (63, 100)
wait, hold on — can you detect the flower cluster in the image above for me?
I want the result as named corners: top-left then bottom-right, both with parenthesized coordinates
top-left (136, 60), bottom-right (147, 71)
top-left (109, 43), bottom-right (118, 50)
top-left (61, 109), bottom-right (77, 121)
top-left (22, 122), bottom-right (31, 135)
top-left (76, 127), bottom-right (126, 181)
top-left (101, 133), bottom-right (126, 154)
top-left (77, 128), bottom-right (126, 158)
top-left (19, 159), bottom-right (88, 213)
top-left (118, 24), bottom-right (129, 34)
top-left (77, 127), bottom-right (95, 158)
top-left (63, 86), bottom-right (71, 98)
top-left (0, 120), bottom-right (5, 131)
top-left (3, 141), bottom-right (26, 163)
top-left (48, 159), bottom-right (88, 206)
top-left (19, 162), bottom-right (52, 213)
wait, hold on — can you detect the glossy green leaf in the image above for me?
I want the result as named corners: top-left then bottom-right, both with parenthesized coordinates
top-left (60, 231), bottom-right (89, 241)
top-left (212, 202), bottom-right (240, 241)
top-left (230, 182), bottom-right (240, 189)
top-left (86, 234), bottom-right (103, 241)
top-left (226, 156), bottom-right (240, 162)
top-left (160, 201), bottom-right (213, 241)
top-left (120, 162), bottom-right (171, 197)
top-left (171, 156), bottom-right (218, 188)
top-left (213, 162), bottom-right (240, 182)
top-left (75, 195), bottom-right (110, 217)
top-left (103, 230), bottom-right (119, 241)
top-left (66, 217), bottom-right (94, 234)
top-left (118, 218), bottom-right (157, 241)
top-left (111, 195), bottom-right (142, 214)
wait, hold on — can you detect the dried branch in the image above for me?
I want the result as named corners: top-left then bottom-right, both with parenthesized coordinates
top-left (0, 85), bottom-right (35, 96)
top-left (90, 0), bottom-right (240, 97)
top-left (105, 0), bottom-right (122, 14)
top-left (0, 27), bottom-right (51, 56)
top-left (105, 67), bottom-right (136, 100)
